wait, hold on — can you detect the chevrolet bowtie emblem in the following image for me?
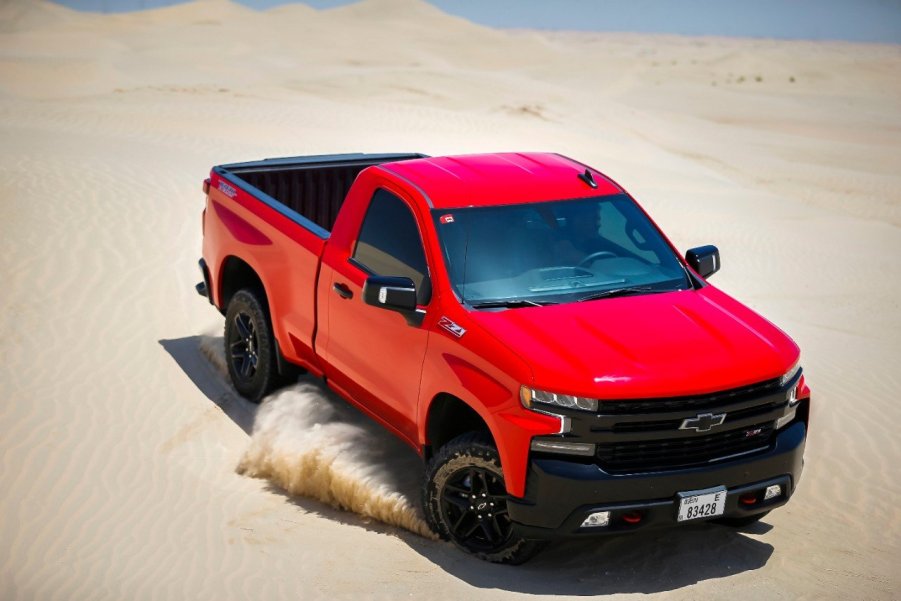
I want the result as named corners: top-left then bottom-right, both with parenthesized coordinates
top-left (679, 412), bottom-right (726, 432)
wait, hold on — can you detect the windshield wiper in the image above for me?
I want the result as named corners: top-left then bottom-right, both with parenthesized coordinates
top-left (577, 286), bottom-right (658, 302)
top-left (469, 299), bottom-right (556, 309)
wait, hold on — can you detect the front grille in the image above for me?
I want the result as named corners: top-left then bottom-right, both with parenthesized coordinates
top-left (596, 378), bottom-right (781, 416)
top-left (610, 399), bottom-right (784, 433)
top-left (596, 423), bottom-right (775, 473)
top-left (585, 379), bottom-right (789, 474)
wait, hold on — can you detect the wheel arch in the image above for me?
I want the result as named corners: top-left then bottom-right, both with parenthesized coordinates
top-left (423, 393), bottom-right (497, 462)
top-left (218, 255), bottom-right (269, 312)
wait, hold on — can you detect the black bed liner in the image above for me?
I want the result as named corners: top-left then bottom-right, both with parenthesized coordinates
top-left (214, 153), bottom-right (426, 237)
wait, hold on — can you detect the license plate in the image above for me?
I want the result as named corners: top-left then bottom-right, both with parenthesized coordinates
top-left (677, 486), bottom-right (727, 522)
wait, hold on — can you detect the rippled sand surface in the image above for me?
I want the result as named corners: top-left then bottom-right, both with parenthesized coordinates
top-left (1, 0), bottom-right (899, 598)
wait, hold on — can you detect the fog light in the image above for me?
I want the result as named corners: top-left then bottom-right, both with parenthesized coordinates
top-left (530, 439), bottom-right (596, 456)
top-left (581, 511), bottom-right (610, 528)
top-left (764, 484), bottom-right (782, 500)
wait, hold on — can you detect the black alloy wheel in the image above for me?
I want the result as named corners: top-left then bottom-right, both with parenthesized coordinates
top-left (440, 466), bottom-right (512, 552)
top-left (229, 311), bottom-right (259, 380)
top-left (223, 288), bottom-right (279, 403)
top-left (422, 432), bottom-right (545, 564)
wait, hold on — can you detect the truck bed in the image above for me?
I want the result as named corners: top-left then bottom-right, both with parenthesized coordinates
top-left (213, 153), bottom-right (425, 235)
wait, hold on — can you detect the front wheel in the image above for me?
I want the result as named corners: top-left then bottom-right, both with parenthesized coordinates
top-left (422, 432), bottom-right (545, 564)
top-left (224, 289), bottom-right (279, 403)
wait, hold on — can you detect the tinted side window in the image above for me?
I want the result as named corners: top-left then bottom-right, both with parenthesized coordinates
top-left (353, 189), bottom-right (429, 301)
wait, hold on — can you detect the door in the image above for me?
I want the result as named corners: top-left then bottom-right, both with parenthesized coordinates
top-left (321, 188), bottom-right (432, 445)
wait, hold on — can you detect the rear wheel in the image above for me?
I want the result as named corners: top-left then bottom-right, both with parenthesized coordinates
top-left (422, 432), bottom-right (545, 564)
top-left (224, 289), bottom-right (279, 403)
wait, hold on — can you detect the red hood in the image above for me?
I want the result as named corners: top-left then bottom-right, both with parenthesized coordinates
top-left (467, 287), bottom-right (799, 399)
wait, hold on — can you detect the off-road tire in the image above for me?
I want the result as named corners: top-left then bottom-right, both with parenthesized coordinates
top-left (224, 288), bottom-right (280, 403)
top-left (422, 432), bottom-right (546, 564)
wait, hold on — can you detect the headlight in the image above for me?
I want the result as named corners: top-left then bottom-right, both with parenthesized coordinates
top-left (520, 386), bottom-right (598, 412)
top-left (780, 358), bottom-right (802, 386)
top-left (776, 373), bottom-right (803, 429)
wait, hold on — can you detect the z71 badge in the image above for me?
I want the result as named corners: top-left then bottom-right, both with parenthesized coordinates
top-left (438, 316), bottom-right (466, 338)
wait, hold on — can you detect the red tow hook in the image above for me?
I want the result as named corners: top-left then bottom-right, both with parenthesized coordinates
top-left (739, 493), bottom-right (758, 506)
top-left (622, 511), bottom-right (642, 524)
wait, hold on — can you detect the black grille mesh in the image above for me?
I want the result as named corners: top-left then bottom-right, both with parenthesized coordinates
top-left (596, 378), bottom-right (781, 416)
top-left (596, 423), bottom-right (775, 473)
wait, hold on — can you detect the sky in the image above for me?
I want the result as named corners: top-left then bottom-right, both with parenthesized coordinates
top-left (52, 0), bottom-right (901, 43)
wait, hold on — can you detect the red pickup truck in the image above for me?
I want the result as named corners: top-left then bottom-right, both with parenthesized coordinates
top-left (197, 152), bottom-right (809, 563)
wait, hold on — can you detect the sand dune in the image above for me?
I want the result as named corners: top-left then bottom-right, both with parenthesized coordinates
top-left (1, 0), bottom-right (900, 598)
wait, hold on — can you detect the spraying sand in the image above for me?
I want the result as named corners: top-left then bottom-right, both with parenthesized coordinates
top-left (198, 335), bottom-right (436, 538)
top-left (237, 385), bottom-right (437, 539)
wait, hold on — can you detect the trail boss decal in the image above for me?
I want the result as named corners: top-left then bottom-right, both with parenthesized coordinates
top-left (218, 180), bottom-right (237, 198)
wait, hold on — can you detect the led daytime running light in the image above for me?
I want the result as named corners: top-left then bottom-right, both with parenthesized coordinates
top-left (780, 359), bottom-right (802, 387)
top-left (520, 386), bottom-right (598, 412)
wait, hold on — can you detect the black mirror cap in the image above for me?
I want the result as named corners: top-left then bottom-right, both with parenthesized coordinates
top-left (686, 245), bottom-right (720, 278)
top-left (362, 275), bottom-right (418, 312)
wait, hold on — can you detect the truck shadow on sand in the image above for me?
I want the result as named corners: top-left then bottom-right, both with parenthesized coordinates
top-left (402, 521), bottom-right (774, 595)
top-left (161, 335), bottom-right (774, 596)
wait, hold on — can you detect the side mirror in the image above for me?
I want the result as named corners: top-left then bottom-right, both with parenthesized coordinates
top-left (685, 245), bottom-right (720, 278)
top-left (362, 276), bottom-right (417, 312)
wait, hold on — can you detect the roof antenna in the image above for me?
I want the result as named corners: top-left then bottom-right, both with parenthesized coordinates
top-left (578, 169), bottom-right (598, 189)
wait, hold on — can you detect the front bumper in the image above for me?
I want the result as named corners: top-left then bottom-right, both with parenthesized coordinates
top-left (508, 421), bottom-right (805, 539)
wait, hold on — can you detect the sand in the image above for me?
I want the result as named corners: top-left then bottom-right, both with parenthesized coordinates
top-left (1, 0), bottom-right (900, 598)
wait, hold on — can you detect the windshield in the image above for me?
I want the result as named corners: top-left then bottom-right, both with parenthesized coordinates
top-left (432, 194), bottom-right (691, 306)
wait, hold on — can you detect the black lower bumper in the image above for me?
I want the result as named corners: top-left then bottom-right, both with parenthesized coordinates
top-left (508, 421), bottom-right (806, 539)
